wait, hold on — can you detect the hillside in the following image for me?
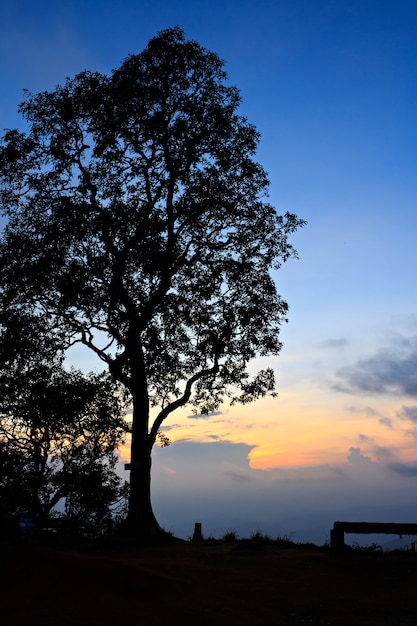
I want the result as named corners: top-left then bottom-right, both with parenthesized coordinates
top-left (1, 541), bottom-right (416, 625)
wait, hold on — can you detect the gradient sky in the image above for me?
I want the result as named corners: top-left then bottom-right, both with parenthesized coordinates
top-left (1, 0), bottom-right (417, 543)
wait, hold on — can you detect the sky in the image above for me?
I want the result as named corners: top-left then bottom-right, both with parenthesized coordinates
top-left (1, 0), bottom-right (417, 544)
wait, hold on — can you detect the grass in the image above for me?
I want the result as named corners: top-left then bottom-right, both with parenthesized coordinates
top-left (6, 521), bottom-right (417, 557)
top-left (205, 528), bottom-right (329, 551)
top-left (201, 528), bottom-right (417, 555)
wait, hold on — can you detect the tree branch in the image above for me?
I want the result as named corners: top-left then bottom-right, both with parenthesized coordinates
top-left (149, 360), bottom-right (219, 443)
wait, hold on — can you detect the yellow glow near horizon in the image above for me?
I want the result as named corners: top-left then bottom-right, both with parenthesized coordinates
top-left (117, 376), bottom-right (417, 474)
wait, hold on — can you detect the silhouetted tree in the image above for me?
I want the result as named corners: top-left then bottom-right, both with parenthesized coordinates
top-left (0, 312), bottom-right (129, 535)
top-left (0, 27), bottom-right (305, 538)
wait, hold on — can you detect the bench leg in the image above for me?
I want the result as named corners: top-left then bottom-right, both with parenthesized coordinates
top-left (330, 527), bottom-right (345, 553)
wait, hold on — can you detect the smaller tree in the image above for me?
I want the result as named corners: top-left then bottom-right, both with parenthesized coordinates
top-left (0, 312), bottom-right (129, 536)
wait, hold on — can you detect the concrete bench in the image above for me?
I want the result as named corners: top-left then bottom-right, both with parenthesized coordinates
top-left (330, 521), bottom-right (417, 552)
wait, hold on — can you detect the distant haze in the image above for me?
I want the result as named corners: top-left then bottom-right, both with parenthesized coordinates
top-left (117, 439), bottom-right (417, 546)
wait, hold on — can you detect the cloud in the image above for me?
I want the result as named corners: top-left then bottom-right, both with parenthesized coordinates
top-left (399, 406), bottom-right (417, 423)
top-left (358, 433), bottom-right (373, 443)
top-left (379, 417), bottom-right (394, 428)
top-left (334, 334), bottom-right (417, 397)
top-left (224, 471), bottom-right (252, 483)
top-left (152, 440), bottom-right (256, 483)
top-left (354, 436), bottom-right (395, 461)
top-left (347, 447), bottom-right (374, 466)
top-left (149, 439), bottom-right (417, 542)
top-left (346, 405), bottom-right (378, 416)
top-left (187, 411), bottom-right (223, 420)
top-left (405, 428), bottom-right (417, 440)
top-left (371, 445), bottom-right (395, 460)
top-left (354, 438), bottom-right (396, 461)
top-left (389, 462), bottom-right (417, 477)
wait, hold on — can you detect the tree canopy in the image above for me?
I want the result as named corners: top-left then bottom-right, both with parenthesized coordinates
top-left (0, 27), bottom-right (305, 537)
top-left (0, 312), bottom-right (129, 536)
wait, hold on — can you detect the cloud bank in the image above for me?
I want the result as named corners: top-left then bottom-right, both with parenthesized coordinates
top-left (335, 334), bottom-right (417, 397)
top-left (124, 437), bottom-right (417, 543)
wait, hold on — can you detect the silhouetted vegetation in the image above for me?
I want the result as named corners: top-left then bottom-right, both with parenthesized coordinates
top-left (205, 528), bottom-right (417, 556)
top-left (0, 27), bottom-right (305, 538)
top-left (0, 312), bottom-right (129, 539)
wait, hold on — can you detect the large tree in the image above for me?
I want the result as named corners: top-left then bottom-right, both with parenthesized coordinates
top-left (0, 27), bottom-right (305, 537)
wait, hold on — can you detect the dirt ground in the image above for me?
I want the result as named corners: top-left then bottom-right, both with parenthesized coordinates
top-left (1, 540), bottom-right (416, 625)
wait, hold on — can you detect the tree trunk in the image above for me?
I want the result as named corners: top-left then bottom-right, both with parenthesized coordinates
top-left (125, 391), bottom-right (161, 541)
top-left (126, 442), bottom-right (160, 539)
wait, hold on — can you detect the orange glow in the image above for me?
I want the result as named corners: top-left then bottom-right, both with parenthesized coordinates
top-left (119, 379), bottom-right (416, 474)
top-left (118, 433), bottom-right (131, 462)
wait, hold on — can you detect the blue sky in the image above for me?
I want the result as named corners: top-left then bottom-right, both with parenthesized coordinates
top-left (1, 0), bottom-right (417, 543)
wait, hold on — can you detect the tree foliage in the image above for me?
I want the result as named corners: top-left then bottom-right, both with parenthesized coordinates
top-left (0, 27), bottom-right (305, 535)
top-left (0, 313), bottom-right (129, 535)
